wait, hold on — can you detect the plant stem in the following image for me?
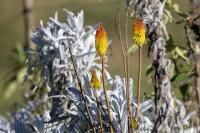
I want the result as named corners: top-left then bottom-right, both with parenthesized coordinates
top-left (115, 9), bottom-right (126, 76)
top-left (116, 10), bottom-right (131, 131)
top-left (101, 57), bottom-right (113, 133)
top-left (92, 88), bottom-right (104, 133)
top-left (136, 46), bottom-right (142, 118)
top-left (124, 7), bottom-right (132, 133)
top-left (68, 46), bottom-right (96, 133)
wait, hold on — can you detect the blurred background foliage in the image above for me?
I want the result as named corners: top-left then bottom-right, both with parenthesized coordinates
top-left (0, 0), bottom-right (190, 116)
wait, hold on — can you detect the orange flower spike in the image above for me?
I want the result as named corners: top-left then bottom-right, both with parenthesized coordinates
top-left (95, 26), bottom-right (108, 57)
top-left (132, 17), bottom-right (146, 47)
top-left (91, 69), bottom-right (101, 89)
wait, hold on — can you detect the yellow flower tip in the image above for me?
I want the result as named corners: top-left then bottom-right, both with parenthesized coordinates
top-left (132, 16), bottom-right (145, 47)
top-left (131, 117), bottom-right (139, 129)
top-left (90, 69), bottom-right (101, 89)
top-left (95, 26), bottom-right (108, 57)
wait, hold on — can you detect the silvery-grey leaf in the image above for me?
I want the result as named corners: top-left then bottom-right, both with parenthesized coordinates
top-left (141, 99), bottom-right (154, 113)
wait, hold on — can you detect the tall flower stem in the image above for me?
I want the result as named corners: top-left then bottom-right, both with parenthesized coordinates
top-left (124, 7), bottom-right (132, 133)
top-left (68, 46), bottom-right (96, 133)
top-left (136, 46), bottom-right (142, 118)
top-left (116, 10), bottom-right (132, 131)
top-left (101, 57), bottom-right (113, 133)
top-left (116, 10), bottom-right (131, 131)
top-left (91, 88), bottom-right (104, 133)
top-left (116, 10), bottom-right (131, 126)
top-left (115, 9), bottom-right (126, 76)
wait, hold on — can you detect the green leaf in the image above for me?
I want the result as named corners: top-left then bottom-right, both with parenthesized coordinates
top-left (166, 0), bottom-right (172, 5)
top-left (146, 65), bottom-right (153, 76)
top-left (171, 72), bottom-right (189, 87)
top-left (164, 14), bottom-right (169, 24)
top-left (17, 67), bottom-right (27, 83)
top-left (169, 62), bottom-right (175, 79)
top-left (128, 44), bottom-right (138, 54)
top-left (173, 3), bottom-right (179, 12)
top-left (179, 83), bottom-right (192, 96)
top-left (175, 47), bottom-right (189, 63)
top-left (130, 10), bottom-right (135, 18)
top-left (164, 7), bottom-right (173, 24)
top-left (166, 34), bottom-right (174, 51)
top-left (179, 63), bottom-right (191, 73)
top-left (16, 43), bottom-right (26, 63)
top-left (4, 81), bottom-right (19, 100)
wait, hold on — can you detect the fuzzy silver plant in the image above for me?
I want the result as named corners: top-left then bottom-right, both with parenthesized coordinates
top-left (47, 74), bottom-right (155, 133)
top-left (0, 101), bottom-right (50, 133)
top-left (0, 97), bottom-right (192, 132)
top-left (0, 75), bottom-right (153, 133)
top-left (27, 9), bottom-right (111, 88)
top-left (0, 115), bottom-right (10, 132)
top-left (26, 9), bottom-right (112, 119)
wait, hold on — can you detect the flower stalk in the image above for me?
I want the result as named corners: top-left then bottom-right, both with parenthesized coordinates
top-left (102, 57), bottom-right (113, 133)
top-left (132, 16), bottom-right (145, 119)
top-left (137, 46), bottom-right (142, 115)
top-left (124, 7), bottom-right (132, 133)
top-left (95, 26), bottom-right (113, 133)
top-left (115, 9), bottom-right (132, 132)
top-left (90, 69), bottom-right (104, 133)
top-left (93, 89), bottom-right (104, 133)
top-left (68, 46), bottom-right (96, 133)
